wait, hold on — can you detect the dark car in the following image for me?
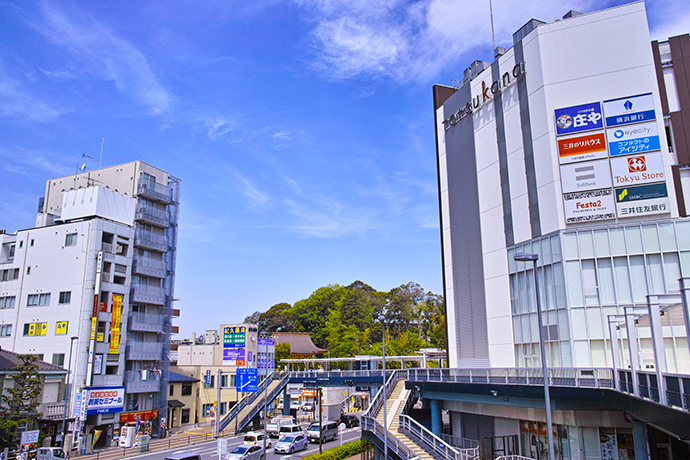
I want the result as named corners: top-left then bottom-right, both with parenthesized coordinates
top-left (339, 414), bottom-right (360, 428)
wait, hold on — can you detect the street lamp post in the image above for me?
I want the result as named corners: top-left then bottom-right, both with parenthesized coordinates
top-left (377, 315), bottom-right (388, 460)
top-left (60, 336), bottom-right (79, 447)
top-left (514, 252), bottom-right (555, 460)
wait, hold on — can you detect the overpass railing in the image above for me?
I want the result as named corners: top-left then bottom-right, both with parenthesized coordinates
top-left (361, 416), bottom-right (418, 460)
top-left (219, 371), bottom-right (289, 433)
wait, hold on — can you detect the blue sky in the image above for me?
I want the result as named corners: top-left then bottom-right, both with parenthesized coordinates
top-left (1, 0), bottom-right (688, 338)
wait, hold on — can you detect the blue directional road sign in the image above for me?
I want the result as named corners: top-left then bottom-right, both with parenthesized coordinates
top-left (236, 368), bottom-right (259, 392)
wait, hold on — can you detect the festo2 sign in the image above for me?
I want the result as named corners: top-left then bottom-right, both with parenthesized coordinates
top-left (610, 152), bottom-right (665, 186)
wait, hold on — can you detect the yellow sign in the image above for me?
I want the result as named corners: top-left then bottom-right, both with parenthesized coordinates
top-left (96, 332), bottom-right (104, 342)
top-left (109, 294), bottom-right (122, 354)
top-left (109, 330), bottom-right (120, 354)
top-left (55, 321), bottom-right (68, 335)
top-left (28, 323), bottom-right (36, 336)
top-left (90, 317), bottom-right (97, 340)
top-left (36, 323), bottom-right (47, 336)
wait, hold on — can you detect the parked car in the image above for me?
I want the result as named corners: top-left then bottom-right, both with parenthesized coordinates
top-left (224, 445), bottom-right (265, 460)
top-left (278, 424), bottom-right (303, 437)
top-left (267, 416), bottom-right (294, 438)
top-left (273, 434), bottom-right (308, 454)
top-left (244, 432), bottom-right (272, 448)
top-left (164, 453), bottom-right (202, 460)
top-left (36, 448), bottom-right (66, 460)
top-left (306, 420), bottom-right (338, 443)
top-left (339, 414), bottom-right (360, 428)
top-left (290, 401), bottom-right (301, 410)
top-left (302, 402), bottom-right (314, 412)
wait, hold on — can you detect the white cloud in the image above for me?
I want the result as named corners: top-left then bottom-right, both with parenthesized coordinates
top-left (0, 62), bottom-right (66, 122)
top-left (204, 117), bottom-right (235, 142)
top-left (32, 2), bottom-right (172, 114)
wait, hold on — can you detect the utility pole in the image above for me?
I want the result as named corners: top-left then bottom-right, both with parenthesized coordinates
top-left (318, 387), bottom-right (323, 454)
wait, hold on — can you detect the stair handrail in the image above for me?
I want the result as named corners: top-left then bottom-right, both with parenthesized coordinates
top-left (219, 371), bottom-right (286, 432)
top-left (363, 369), bottom-right (399, 419)
top-left (234, 371), bottom-right (291, 433)
top-left (361, 415), bottom-right (418, 460)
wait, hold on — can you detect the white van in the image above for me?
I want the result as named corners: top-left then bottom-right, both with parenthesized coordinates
top-left (306, 421), bottom-right (338, 443)
top-left (36, 448), bottom-right (66, 460)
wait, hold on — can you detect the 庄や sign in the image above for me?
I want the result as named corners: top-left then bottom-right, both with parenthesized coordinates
top-left (555, 102), bottom-right (603, 136)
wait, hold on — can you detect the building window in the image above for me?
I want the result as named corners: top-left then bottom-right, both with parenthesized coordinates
top-left (55, 321), bottom-right (68, 335)
top-left (220, 402), bottom-right (227, 415)
top-left (202, 403), bottom-right (213, 417)
top-left (181, 409), bottom-right (190, 424)
top-left (52, 353), bottom-right (65, 366)
top-left (203, 375), bottom-right (215, 389)
top-left (181, 384), bottom-right (192, 396)
top-left (0, 324), bottom-right (12, 336)
top-left (30, 239), bottom-right (34, 247)
top-left (27, 293), bottom-right (50, 307)
top-left (0, 296), bottom-right (16, 309)
top-left (58, 291), bottom-right (71, 304)
top-left (221, 375), bottom-right (228, 388)
top-left (23, 322), bottom-right (47, 336)
top-left (8, 245), bottom-right (15, 258)
top-left (169, 384), bottom-right (174, 397)
top-left (12, 268), bottom-right (19, 280)
top-left (126, 394), bottom-right (139, 412)
top-left (65, 233), bottom-right (77, 246)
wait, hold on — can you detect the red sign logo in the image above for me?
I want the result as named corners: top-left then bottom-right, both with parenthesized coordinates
top-left (628, 156), bottom-right (646, 172)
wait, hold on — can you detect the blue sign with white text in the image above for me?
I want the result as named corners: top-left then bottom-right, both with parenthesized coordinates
top-left (555, 102), bottom-right (604, 136)
top-left (236, 368), bottom-right (259, 392)
top-left (205, 370), bottom-right (212, 385)
top-left (603, 93), bottom-right (656, 127)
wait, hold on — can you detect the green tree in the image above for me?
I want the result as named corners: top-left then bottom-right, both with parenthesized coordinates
top-left (0, 354), bottom-right (42, 449)
top-left (275, 342), bottom-right (291, 369)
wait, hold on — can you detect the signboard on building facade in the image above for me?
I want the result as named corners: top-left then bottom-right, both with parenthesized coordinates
top-left (557, 132), bottom-right (608, 164)
top-left (236, 368), bottom-right (259, 392)
top-left (223, 326), bottom-right (246, 348)
top-left (615, 183), bottom-right (670, 218)
top-left (559, 159), bottom-right (612, 193)
top-left (563, 189), bottom-right (616, 223)
top-left (109, 294), bottom-right (122, 354)
top-left (554, 101), bottom-right (604, 136)
top-left (85, 386), bottom-right (125, 414)
top-left (610, 152), bottom-right (666, 186)
top-left (223, 348), bottom-right (245, 365)
top-left (606, 121), bottom-right (661, 156)
top-left (603, 92), bottom-right (656, 127)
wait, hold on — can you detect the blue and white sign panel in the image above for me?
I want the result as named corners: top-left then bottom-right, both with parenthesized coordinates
top-left (555, 102), bottom-right (604, 136)
top-left (603, 93), bottom-right (656, 127)
top-left (615, 183), bottom-right (670, 218)
top-left (236, 368), bottom-right (259, 393)
top-left (606, 121), bottom-right (661, 156)
top-left (205, 370), bottom-right (212, 385)
top-left (85, 386), bottom-right (125, 414)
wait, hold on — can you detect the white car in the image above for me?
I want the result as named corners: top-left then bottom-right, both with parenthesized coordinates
top-left (273, 434), bottom-right (308, 454)
top-left (290, 401), bottom-right (301, 410)
top-left (244, 432), bottom-right (272, 448)
top-left (224, 445), bottom-right (265, 460)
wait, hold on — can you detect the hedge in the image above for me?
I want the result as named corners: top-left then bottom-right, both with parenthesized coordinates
top-left (301, 440), bottom-right (362, 460)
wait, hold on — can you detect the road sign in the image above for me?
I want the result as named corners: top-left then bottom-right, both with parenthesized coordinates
top-left (21, 430), bottom-right (39, 446)
top-left (236, 368), bottom-right (259, 392)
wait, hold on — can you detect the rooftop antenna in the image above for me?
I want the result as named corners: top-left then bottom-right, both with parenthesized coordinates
top-left (98, 135), bottom-right (104, 169)
top-left (489, 0), bottom-right (496, 57)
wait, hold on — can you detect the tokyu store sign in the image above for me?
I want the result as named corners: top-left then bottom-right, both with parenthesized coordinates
top-left (610, 152), bottom-right (666, 186)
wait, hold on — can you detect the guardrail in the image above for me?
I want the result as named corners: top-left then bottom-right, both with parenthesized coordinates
top-left (400, 415), bottom-right (465, 460)
top-left (361, 416), bottom-right (418, 460)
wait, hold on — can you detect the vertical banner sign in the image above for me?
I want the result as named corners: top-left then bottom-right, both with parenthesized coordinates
top-left (205, 370), bottom-right (212, 385)
top-left (109, 294), bottom-right (122, 354)
top-left (87, 251), bottom-right (103, 386)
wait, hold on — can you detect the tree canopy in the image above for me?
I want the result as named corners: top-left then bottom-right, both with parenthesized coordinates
top-left (244, 280), bottom-right (445, 360)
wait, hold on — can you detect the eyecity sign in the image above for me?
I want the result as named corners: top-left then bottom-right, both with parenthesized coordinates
top-left (443, 62), bottom-right (526, 130)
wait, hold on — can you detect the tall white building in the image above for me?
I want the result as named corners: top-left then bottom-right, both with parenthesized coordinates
top-left (0, 160), bottom-right (180, 446)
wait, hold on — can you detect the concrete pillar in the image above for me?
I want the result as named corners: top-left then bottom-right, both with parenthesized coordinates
top-left (633, 423), bottom-right (649, 460)
top-left (283, 392), bottom-right (291, 416)
top-left (624, 309), bottom-right (640, 397)
top-left (608, 318), bottom-right (621, 391)
top-left (647, 295), bottom-right (668, 403)
top-left (430, 399), bottom-right (442, 436)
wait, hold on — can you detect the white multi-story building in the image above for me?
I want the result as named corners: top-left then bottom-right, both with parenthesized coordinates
top-left (0, 160), bottom-right (180, 447)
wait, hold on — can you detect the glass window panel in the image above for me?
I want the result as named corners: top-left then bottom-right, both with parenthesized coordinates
top-left (515, 345), bottom-right (524, 367)
top-left (558, 310), bottom-right (570, 340)
top-left (586, 308), bottom-right (604, 339)
top-left (594, 230), bottom-right (610, 257)
top-left (678, 221), bottom-right (690, 250)
top-left (665, 338), bottom-right (678, 374)
top-left (659, 223), bottom-right (677, 252)
top-left (579, 231), bottom-right (595, 259)
top-left (512, 316), bottom-right (522, 343)
top-left (642, 225), bottom-right (660, 253)
top-left (676, 337), bottom-right (690, 374)
top-left (551, 235), bottom-right (562, 262)
top-left (553, 263), bottom-right (567, 308)
top-left (564, 233), bottom-right (579, 260)
top-left (542, 238), bottom-right (552, 265)
top-left (560, 341), bottom-right (573, 367)
top-left (526, 269), bottom-right (536, 313)
top-left (647, 254), bottom-right (665, 294)
top-left (626, 226), bottom-right (643, 254)
top-left (591, 340), bottom-right (607, 367)
top-left (572, 309), bottom-right (587, 339)
top-left (508, 248), bottom-right (516, 274)
top-left (550, 342), bottom-right (562, 367)
top-left (537, 267), bottom-right (546, 310)
top-left (566, 261), bottom-right (584, 307)
top-left (544, 265), bottom-right (555, 310)
top-left (510, 274), bottom-right (519, 314)
top-left (582, 260), bottom-right (600, 306)
top-left (518, 271), bottom-right (528, 314)
top-left (630, 255), bottom-right (648, 304)
top-left (613, 257), bottom-right (632, 304)
top-left (530, 314), bottom-right (539, 343)
top-left (574, 340), bottom-right (591, 367)
top-left (521, 315), bottom-right (531, 343)
top-left (597, 258), bottom-right (616, 305)
top-left (681, 252), bottom-right (690, 277)
top-left (610, 227), bottom-right (627, 256)
top-left (663, 253), bottom-right (681, 294)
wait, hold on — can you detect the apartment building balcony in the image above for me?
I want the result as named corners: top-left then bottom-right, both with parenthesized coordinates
top-left (125, 370), bottom-right (161, 393)
top-left (128, 311), bottom-right (164, 333)
top-left (133, 257), bottom-right (167, 278)
top-left (135, 206), bottom-right (170, 228)
top-left (137, 180), bottom-right (173, 205)
top-left (126, 341), bottom-right (163, 361)
top-left (41, 401), bottom-right (66, 420)
top-left (134, 231), bottom-right (169, 253)
top-left (131, 284), bottom-right (165, 306)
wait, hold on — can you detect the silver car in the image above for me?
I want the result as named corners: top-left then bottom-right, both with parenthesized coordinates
top-left (224, 445), bottom-right (265, 460)
top-left (273, 434), bottom-right (308, 454)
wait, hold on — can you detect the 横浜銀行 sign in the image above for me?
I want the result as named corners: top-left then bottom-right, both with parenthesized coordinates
top-left (603, 93), bottom-right (656, 127)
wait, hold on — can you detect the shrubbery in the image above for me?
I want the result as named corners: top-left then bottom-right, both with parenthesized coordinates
top-left (302, 440), bottom-right (362, 460)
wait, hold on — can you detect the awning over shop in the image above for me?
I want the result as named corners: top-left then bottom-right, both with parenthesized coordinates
top-left (168, 399), bottom-right (185, 408)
